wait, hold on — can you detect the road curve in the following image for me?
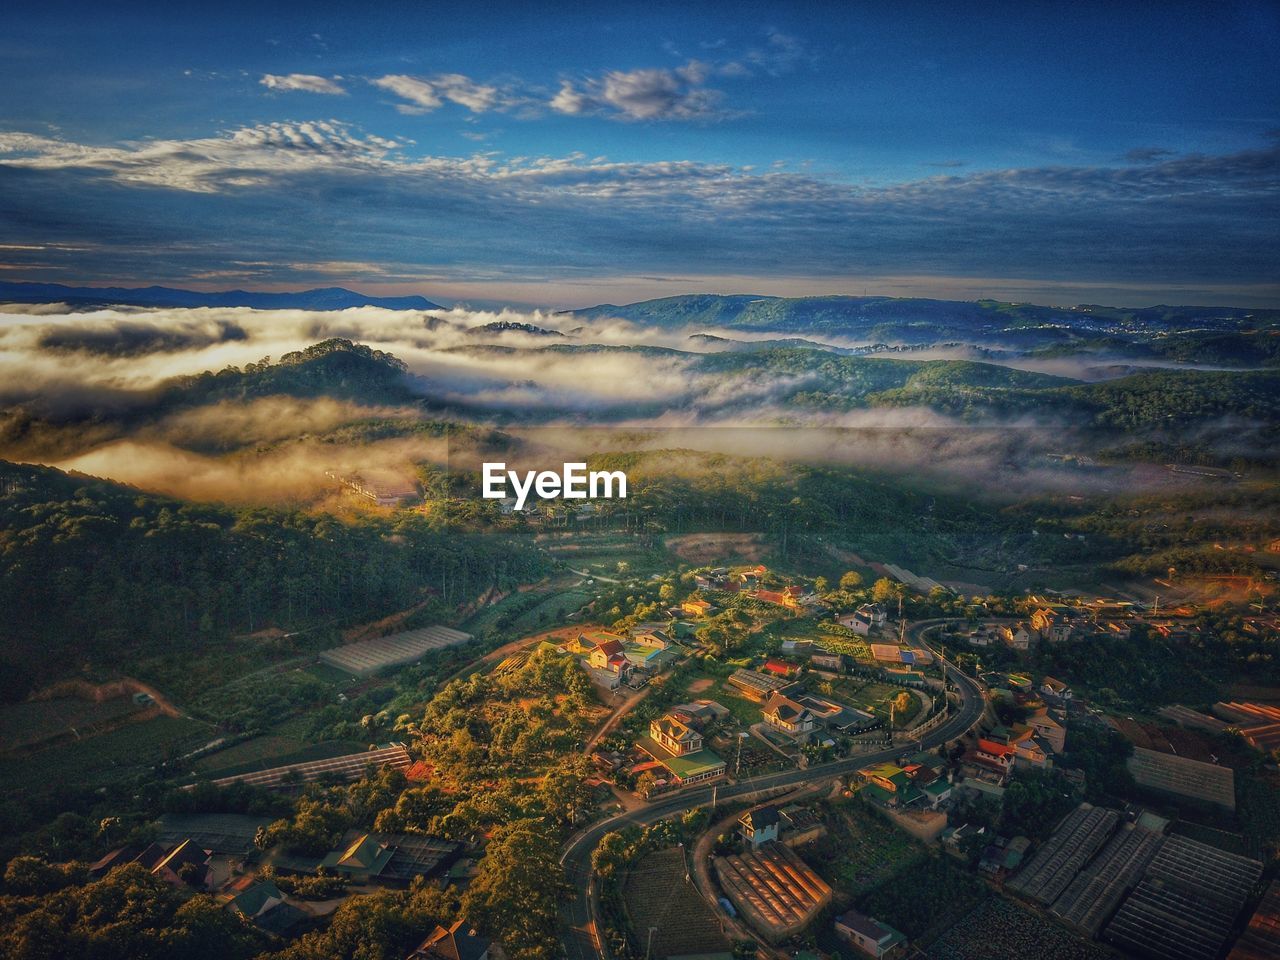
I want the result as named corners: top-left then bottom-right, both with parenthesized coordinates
top-left (559, 619), bottom-right (984, 960)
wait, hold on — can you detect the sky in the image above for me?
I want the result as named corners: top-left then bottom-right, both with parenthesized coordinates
top-left (1, 0), bottom-right (1278, 308)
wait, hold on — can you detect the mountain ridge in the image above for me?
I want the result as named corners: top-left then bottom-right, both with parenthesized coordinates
top-left (0, 281), bottom-right (442, 312)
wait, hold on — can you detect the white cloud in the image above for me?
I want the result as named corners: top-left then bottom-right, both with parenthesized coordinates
top-left (550, 62), bottom-right (727, 121)
top-left (372, 74), bottom-right (504, 114)
top-left (0, 121), bottom-right (405, 192)
top-left (260, 73), bottom-right (347, 95)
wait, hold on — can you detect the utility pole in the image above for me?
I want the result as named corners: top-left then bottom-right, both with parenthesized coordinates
top-left (646, 926), bottom-right (659, 960)
top-left (711, 784), bottom-right (717, 814)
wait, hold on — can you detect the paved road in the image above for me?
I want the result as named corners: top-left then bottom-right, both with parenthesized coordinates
top-left (559, 619), bottom-right (985, 960)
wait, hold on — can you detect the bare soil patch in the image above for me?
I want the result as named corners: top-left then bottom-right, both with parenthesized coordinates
top-left (665, 531), bottom-right (767, 565)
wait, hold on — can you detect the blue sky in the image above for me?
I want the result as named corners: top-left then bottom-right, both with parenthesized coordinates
top-left (1, 1), bottom-right (1278, 307)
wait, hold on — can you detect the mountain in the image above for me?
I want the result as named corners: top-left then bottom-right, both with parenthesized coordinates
top-left (0, 281), bottom-right (442, 311)
top-left (571, 294), bottom-right (1280, 353)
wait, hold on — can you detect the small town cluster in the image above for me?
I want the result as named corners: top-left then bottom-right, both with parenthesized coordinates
top-left (9, 559), bottom-right (1279, 960)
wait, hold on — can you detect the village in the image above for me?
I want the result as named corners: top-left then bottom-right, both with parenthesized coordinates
top-left (27, 554), bottom-right (1273, 960)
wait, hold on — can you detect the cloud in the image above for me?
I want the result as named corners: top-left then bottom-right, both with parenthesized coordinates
top-left (0, 123), bottom-right (1277, 299)
top-left (260, 73), bottom-right (347, 95)
top-left (372, 74), bottom-right (505, 114)
top-left (0, 120), bottom-right (404, 192)
top-left (550, 62), bottom-right (727, 121)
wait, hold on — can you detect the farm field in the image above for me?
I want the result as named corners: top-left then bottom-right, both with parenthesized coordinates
top-left (0, 715), bottom-right (211, 797)
top-left (926, 898), bottom-right (1114, 960)
top-left (0, 696), bottom-right (145, 753)
top-left (810, 798), bottom-right (926, 894)
top-left (621, 846), bottom-right (731, 959)
top-left (458, 579), bottom-right (592, 637)
top-left (853, 856), bottom-right (988, 945)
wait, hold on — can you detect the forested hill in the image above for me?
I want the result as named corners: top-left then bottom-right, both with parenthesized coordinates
top-left (161, 338), bottom-right (416, 405)
top-left (0, 339), bottom-right (427, 459)
top-left (569, 294), bottom-right (1280, 357)
top-left (0, 461), bottom-right (548, 701)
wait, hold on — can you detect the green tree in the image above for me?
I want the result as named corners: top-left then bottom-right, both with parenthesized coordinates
top-left (463, 820), bottom-right (568, 960)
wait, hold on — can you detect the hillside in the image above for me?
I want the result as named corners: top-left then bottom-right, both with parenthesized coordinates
top-left (571, 294), bottom-right (1280, 359)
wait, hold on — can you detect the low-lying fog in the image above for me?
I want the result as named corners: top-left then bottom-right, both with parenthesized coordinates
top-left (0, 301), bottom-right (1233, 505)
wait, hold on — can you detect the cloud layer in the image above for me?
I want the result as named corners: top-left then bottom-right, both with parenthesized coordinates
top-left (1, 121), bottom-right (1276, 302)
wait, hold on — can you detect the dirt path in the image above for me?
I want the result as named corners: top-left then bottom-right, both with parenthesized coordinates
top-left (583, 684), bottom-right (654, 755)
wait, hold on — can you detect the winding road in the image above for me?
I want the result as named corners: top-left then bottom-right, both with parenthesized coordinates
top-left (559, 619), bottom-right (986, 960)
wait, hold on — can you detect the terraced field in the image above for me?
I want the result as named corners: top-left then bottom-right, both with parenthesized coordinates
top-left (622, 847), bottom-right (731, 959)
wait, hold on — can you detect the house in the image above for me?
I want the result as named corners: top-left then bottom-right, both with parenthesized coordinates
top-left (1027, 711), bottom-right (1067, 753)
top-left (753, 589), bottom-right (801, 610)
top-left (978, 835), bottom-right (1031, 884)
top-left (639, 714), bottom-right (725, 788)
top-left (762, 691), bottom-right (817, 739)
top-left (834, 908), bottom-right (907, 959)
top-left (320, 833), bottom-right (395, 880)
top-left (1030, 607), bottom-right (1059, 638)
top-left (1013, 737), bottom-right (1052, 770)
top-left (836, 611), bottom-right (873, 635)
top-left (999, 623), bottom-right (1035, 650)
top-left (739, 806), bottom-right (781, 846)
top-left (973, 739), bottom-right (1015, 776)
top-left (628, 623), bottom-right (672, 649)
top-left (796, 693), bottom-right (876, 732)
top-left (650, 714), bottom-right (703, 756)
top-left (778, 805), bottom-right (826, 846)
top-left (669, 700), bottom-right (731, 726)
top-left (810, 651), bottom-right (846, 673)
top-left (726, 668), bottom-right (796, 702)
top-left (150, 838), bottom-right (211, 889)
top-left (588, 638), bottom-right (627, 673)
top-left (1039, 676), bottom-right (1073, 700)
top-left (858, 603), bottom-right (888, 625)
top-left (858, 763), bottom-right (924, 809)
top-left (221, 876), bottom-right (307, 937)
top-left (1047, 622), bottom-right (1077, 643)
top-left (682, 598), bottom-right (716, 618)
top-left (898, 753), bottom-right (953, 809)
top-left (407, 920), bottom-right (491, 960)
top-left (762, 658), bottom-right (797, 678)
top-left (966, 626), bottom-right (999, 647)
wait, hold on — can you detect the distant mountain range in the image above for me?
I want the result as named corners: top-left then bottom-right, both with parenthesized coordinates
top-left (570, 294), bottom-right (1275, 341)
top-left (0, 281), bottom-right (442, 311)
